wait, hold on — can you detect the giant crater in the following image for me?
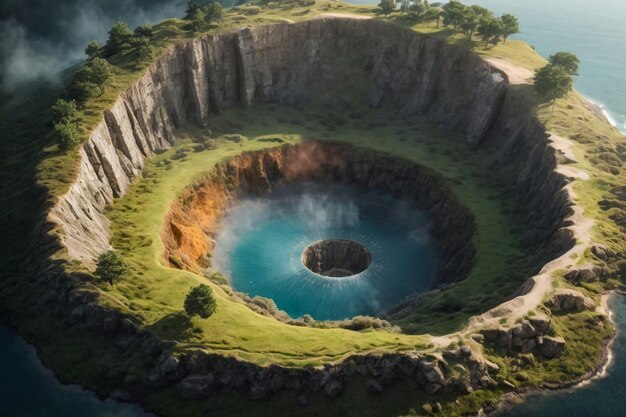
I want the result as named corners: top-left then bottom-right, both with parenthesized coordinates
top-left (43, 16), bottom-right (580, 403)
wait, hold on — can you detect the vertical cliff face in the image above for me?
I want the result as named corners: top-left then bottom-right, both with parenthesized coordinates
top-left (47, 18), bottom-right (572, 276)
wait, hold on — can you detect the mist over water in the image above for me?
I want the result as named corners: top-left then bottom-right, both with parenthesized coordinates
top-left (213, 183), bottom-right (436, 320)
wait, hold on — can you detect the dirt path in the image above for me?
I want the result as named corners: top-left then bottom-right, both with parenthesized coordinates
top-left (485, 57), bottom-right (534, 85)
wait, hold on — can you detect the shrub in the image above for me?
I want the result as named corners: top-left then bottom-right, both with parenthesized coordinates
top-left (53, 122), bottom-right (81, 150)
top-left (184, 284), bottom-right (217, 318)
top-left (95, 250), bottom-right (128, 285)
top-left (105, 21), bottom-right (133, 56)
top-left (51, 99), bottom-right (80, 125)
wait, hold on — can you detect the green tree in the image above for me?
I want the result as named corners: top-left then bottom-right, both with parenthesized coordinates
top-left (422, 6), bottom-right (444, 27)
top-left (51, 99), bottom-right (80, 124)
top-left (477, 17), bottom-right (503, 48)
top-left (534, 63), bottom-right (573, 111)
top-left (500, 14), bottom-right (519, 44)
top-left (85, 41), bottom-right (100, 60)
top-left (400, 0), bottom-right (410, 14)
top-left (53, 121), bottom-right (81, 150)
top-left (90, 58), bottom-right (112, 95)
top-left (204, 2), bottom-right (224, 24)
top-left (185, 1), bottom-right (202, 19)
top-left (95, 251), bottom-right (128, 285)
top-left (184, 284), bottom-right (217, 318)
top-left (460, 9), bottom-right (478, 39)
top-left (72, 65), bottom-right (99, 100)
top-left (105, 21), bottom-right (133, 55)
top-left (190, 10), bottom-right (209, 32)
top-left (408, 0), bottom-right (426, 19)
top-left (134, 25), bottom-right (154, 39)
top-left (549, 51), bottom-right (580, 76)
top-left (442, 0), bottom-right (466, 31)
top-left (378, 0), bottom-right (395, 16)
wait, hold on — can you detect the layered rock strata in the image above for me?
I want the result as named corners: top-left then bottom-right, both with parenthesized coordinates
top-left (302, 239), bottom-right (373, 277)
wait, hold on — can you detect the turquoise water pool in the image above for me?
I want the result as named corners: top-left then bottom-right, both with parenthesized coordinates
top-left (213, 184), bottom-right (437, 320)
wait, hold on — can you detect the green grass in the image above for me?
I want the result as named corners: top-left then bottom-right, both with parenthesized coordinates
top-left (95, 100), bottom-right (531, 364)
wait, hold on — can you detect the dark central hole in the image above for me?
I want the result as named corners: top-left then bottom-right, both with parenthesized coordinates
top-left (301, 239), bottom-right (372, 277)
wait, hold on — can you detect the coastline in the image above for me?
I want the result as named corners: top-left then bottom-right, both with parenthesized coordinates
top-left (584, 95), bottom-right (626, 134)
top-left (485, 291), bottom-right (621, 416)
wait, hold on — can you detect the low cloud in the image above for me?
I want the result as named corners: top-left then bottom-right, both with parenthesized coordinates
top-left (0, 0), bottom-right (186, 92)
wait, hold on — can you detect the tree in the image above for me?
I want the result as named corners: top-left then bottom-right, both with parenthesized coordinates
top-left (105, 21), bottom-right (133, 55)
top-left (90, 58), bottom-right (112, 95)
top-left (134, 25), bottom-right (154, 39)
top-left (420, 6), bottom-right (438, 25)
top-left (85, 41), bottom-right (100, 60)
top-left (54, 121), bottom-right (81, 150)
top-left (534, 63), bottom-right (573, 112)
top-left (184, 284), bottom-right (217, 318)
top-left (190, 10), bottom-right (209, 32)
top-left (400, 0), bottom-right (410, 14)
top-left (408, 0), bottom-right (426, 20)
top-left (460, 9), bottom-right (478, 40)
top-left (378, 0), bottom-right (395, 16)
top-left (204, 2), bottom-right (224, 24)
top-left (500, 14), bottom-right (519, 44)
top-left (72, 65), bottom-right (100, 100)
top-left (51, 99), bottom-right (80, 124)
top-left (442, 0), bottom-right (466, 31)
top-left (185, 1), bottom-right (202, 19)
top-left (477, 17), bottom-right (503, 48)
top-left (95, 251), bottom-right (128, 285)
top-left (549, 51), bottom-right (580, 76)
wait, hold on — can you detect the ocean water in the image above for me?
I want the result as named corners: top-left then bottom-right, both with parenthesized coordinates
top-left (213, 184), bottom-right (436, 320)
top-left (0, 326), bottom-right (152, 417)
top-left (348, 0), bottom-right (626, 133)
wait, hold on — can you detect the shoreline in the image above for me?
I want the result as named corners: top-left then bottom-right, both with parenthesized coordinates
top-left (485, 291), bottom-right (621, 416)
top-left (584, 95), bottom-right (626, 135)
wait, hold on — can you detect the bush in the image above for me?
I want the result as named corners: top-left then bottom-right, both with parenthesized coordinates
top-left (95, 250), bottom-right (128, 285)
top-left (54, 122), bottom-right (81, 150)
top-left (51, 99), bottom-right (80, 125)
top-left (184, 284), bottom-right (217, 318)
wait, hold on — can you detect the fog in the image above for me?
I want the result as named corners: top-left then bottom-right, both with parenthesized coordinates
top-left (0, 0), bottom-right (187, 92)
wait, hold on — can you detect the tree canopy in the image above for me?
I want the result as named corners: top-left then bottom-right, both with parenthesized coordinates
top-left (500, 14), bottom-right (519, 43)
top-left (549, 51), bottom-right (580, 76)
top-left (184, 284), bottom-right (217, 318)
top-left (95, 251), bottom-right (128, 285)
top-left (534, 63), bottom-right (573, 110)
top-left (378, 0), bottom-right (396, 16)
top-left (105, 21), bottom-right (133, 56)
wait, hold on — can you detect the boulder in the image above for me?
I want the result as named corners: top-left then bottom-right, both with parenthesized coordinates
top-left (540, 336), bottom-right (566, 358)
top-left (546, 289), bottom-right (595, 313)
top-left (177, 374), bottom-right (216, 399)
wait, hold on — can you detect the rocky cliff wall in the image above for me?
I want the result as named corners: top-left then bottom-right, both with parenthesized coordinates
top-left (48, 18), bottom-right (572, 273)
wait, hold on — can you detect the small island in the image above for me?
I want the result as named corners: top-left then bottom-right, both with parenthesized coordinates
top-left (0, 1), bottom-right (624, 417)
